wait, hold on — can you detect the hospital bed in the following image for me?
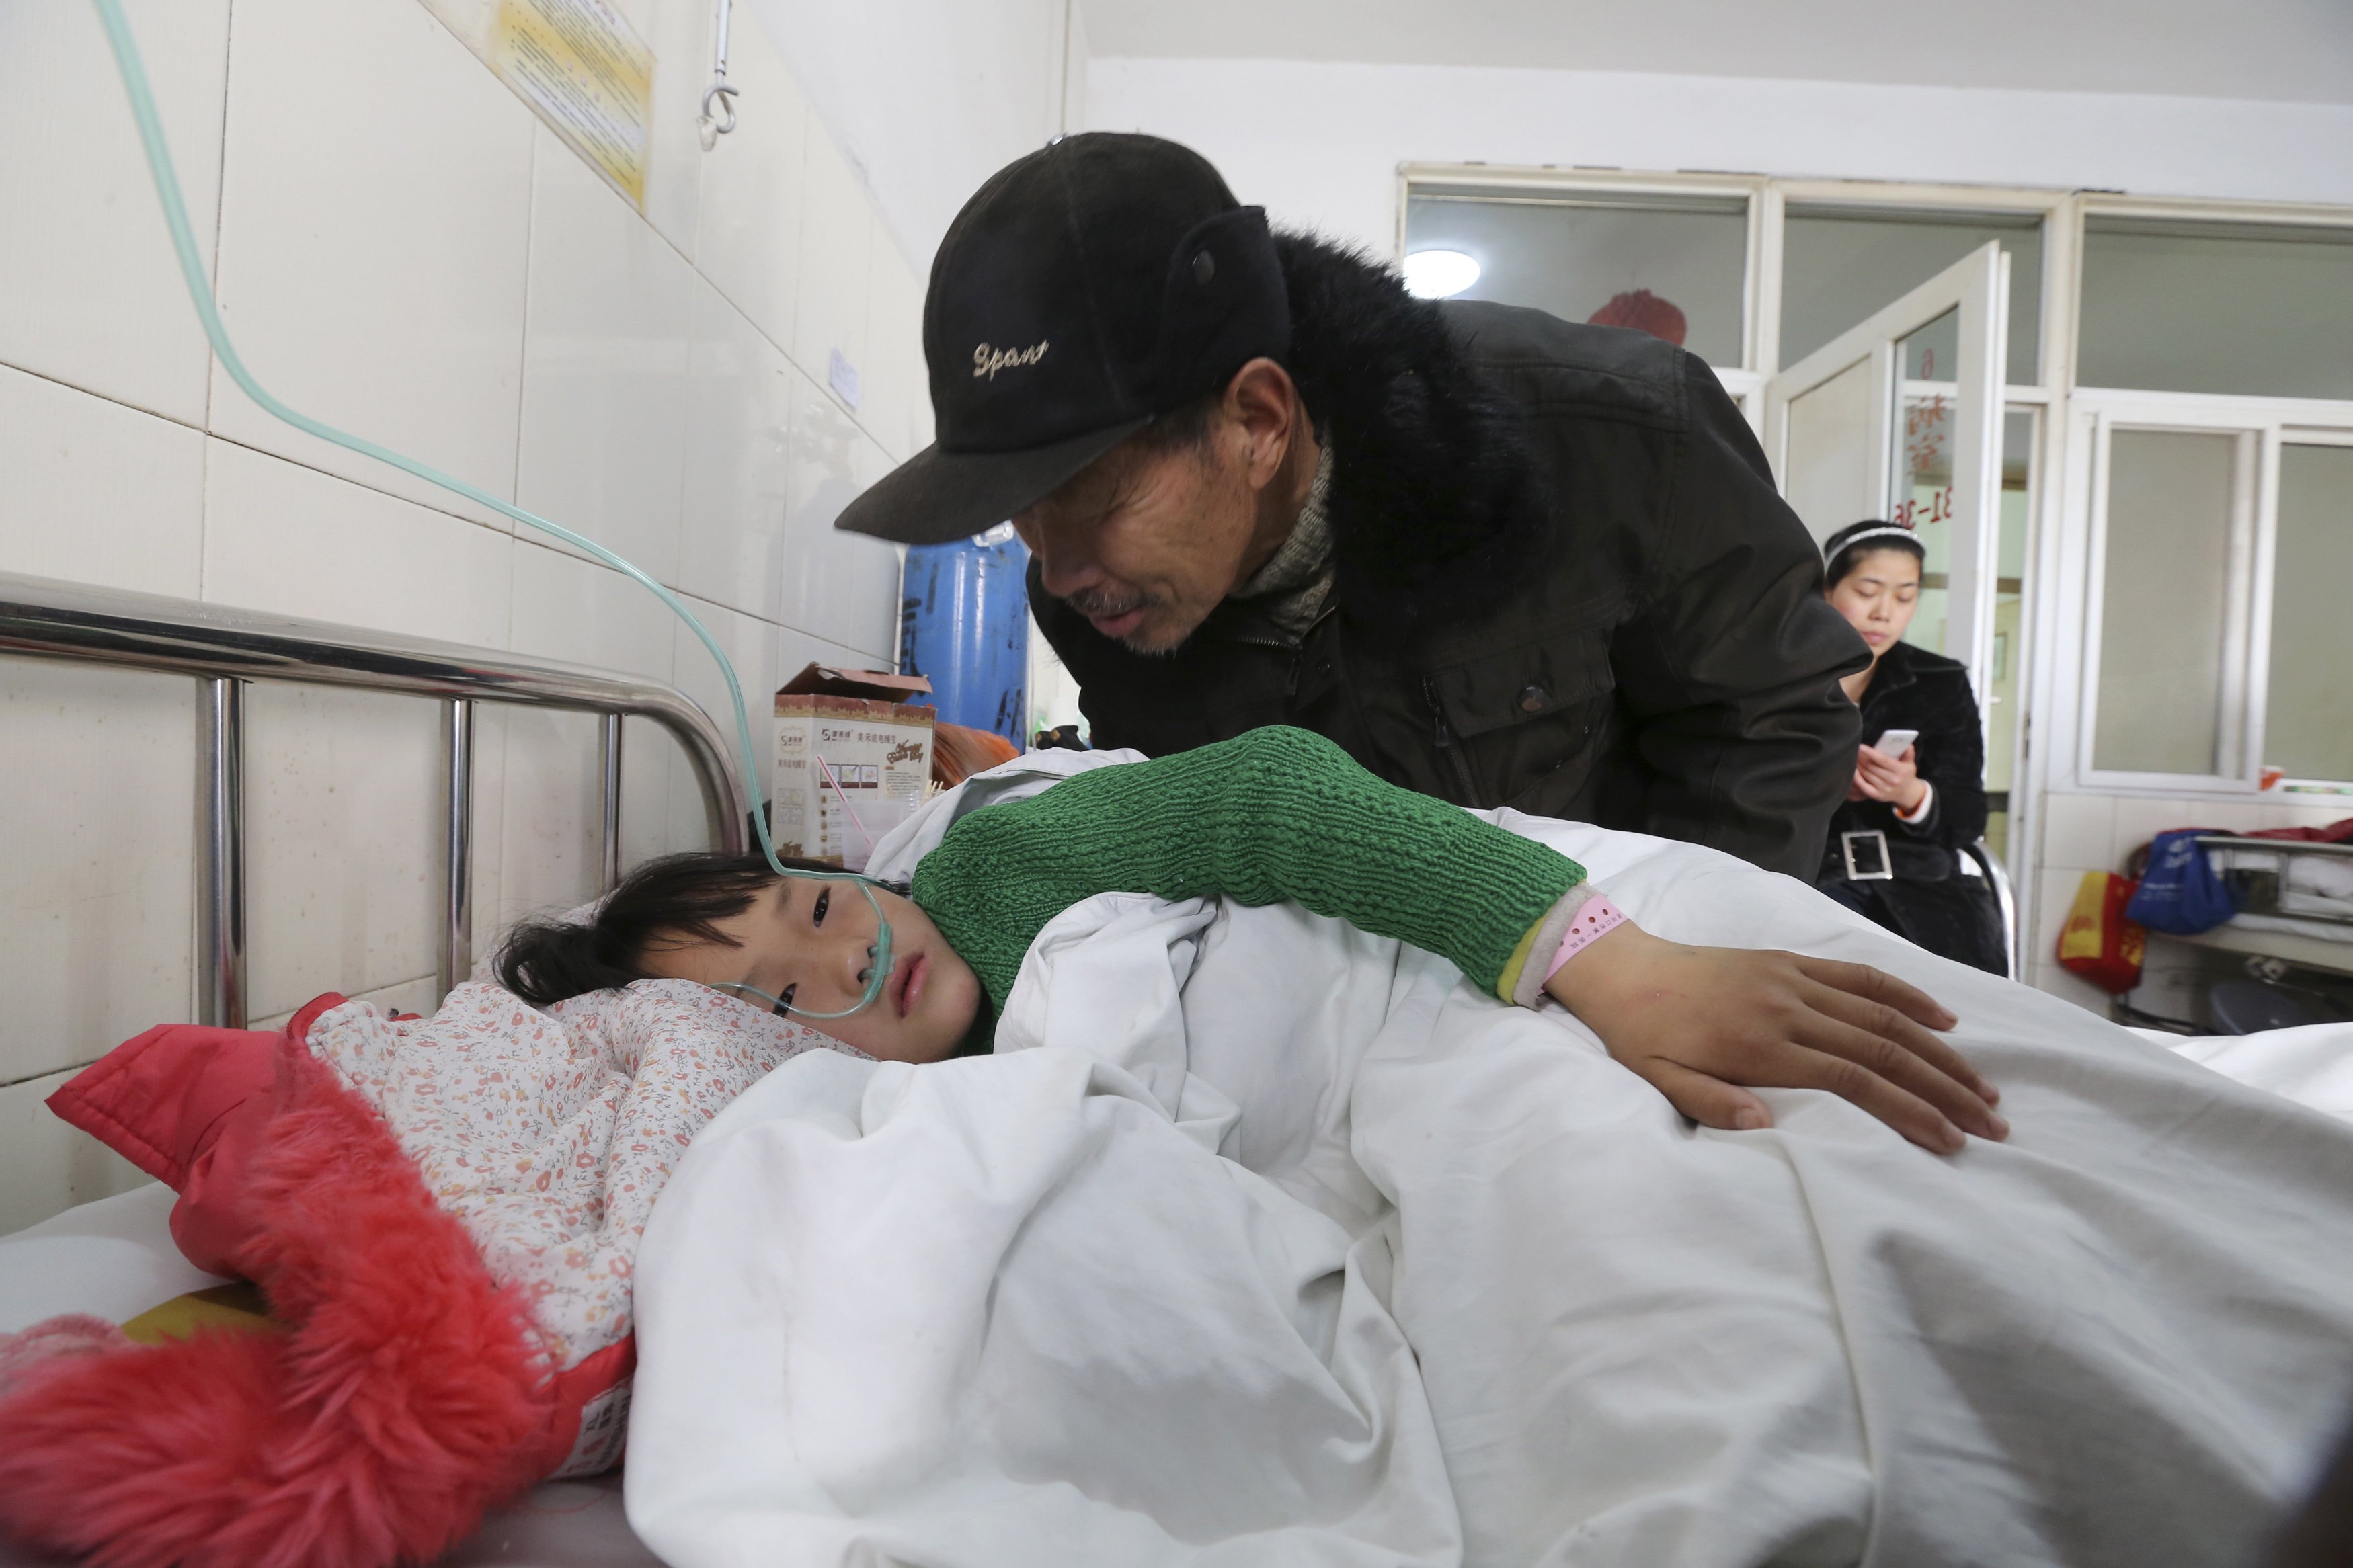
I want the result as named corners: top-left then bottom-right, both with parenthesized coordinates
top-left (0, 569), bottom-right (709, 1564)
top-left (5, 569), bottom-right (2331, 1567)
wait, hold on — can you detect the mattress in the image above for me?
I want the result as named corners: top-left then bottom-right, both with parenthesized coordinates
top-left (0, 1184), bottom-right (662, 1568)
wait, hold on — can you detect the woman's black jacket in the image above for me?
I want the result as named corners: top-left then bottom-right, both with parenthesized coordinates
top-left (1027, 235), bottom-right (1870, 880)
top-left (1818, 638), bottom-right (1989, 884)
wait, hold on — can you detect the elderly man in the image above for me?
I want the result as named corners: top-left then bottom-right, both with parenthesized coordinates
top-left (836, 134), bottom-right (2013, 1148)
top-left (840, 132), bottom-right (1866, 880)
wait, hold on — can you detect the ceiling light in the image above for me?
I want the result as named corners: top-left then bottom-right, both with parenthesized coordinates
top-left (1402, 249), bottom-right (1480, 299)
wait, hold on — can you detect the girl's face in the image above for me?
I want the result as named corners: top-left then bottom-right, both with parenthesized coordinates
top-left (1825, 548), bottom-right (1923, 657)
top-left (636, 878), bottom-right (984, 1063)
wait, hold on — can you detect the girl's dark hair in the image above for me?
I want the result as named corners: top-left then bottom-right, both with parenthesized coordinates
top-left (496, 850), bottom-right (856, 1007)
top-left (1822, 518), bottom-right (1927, 590)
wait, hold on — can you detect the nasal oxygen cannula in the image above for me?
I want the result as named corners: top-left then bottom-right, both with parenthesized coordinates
top-left (89, 0), bottom-right (893, 1020)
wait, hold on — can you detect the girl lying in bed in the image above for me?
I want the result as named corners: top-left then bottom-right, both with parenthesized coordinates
top-left (500, 725), bottom-right (2007, 1155)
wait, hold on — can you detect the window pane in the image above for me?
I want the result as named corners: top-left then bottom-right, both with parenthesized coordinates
top-left (1404, 189), bottom-right (1747, 367)
top-left (2267, 444), bottom-right (2353, 782)
top-left (2093, 430), bottom-right (2239, 776)
top-left (2080, 218), bottom-right (2353, 401)
top-left (1780, 205), bottom-right (2042, 385)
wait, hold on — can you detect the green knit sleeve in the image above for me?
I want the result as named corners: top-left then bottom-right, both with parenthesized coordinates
top-left (909, 726), bottom-right (1586, 1012)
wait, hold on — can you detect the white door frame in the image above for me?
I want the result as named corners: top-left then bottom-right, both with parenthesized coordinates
top-left (1761, 242), bottom-right (2011, 701)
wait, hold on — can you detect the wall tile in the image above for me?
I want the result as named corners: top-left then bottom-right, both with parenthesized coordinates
top-left (496, 538), bottom-right (723, 930)
top-left (207, 0), bottom-right (533, 529)
top-left (356, 973), bottom-right (442, 1018)
top-left (0, 1068), bottom-right (151, 1237)
top-left (511, 540), bottom-right (679, 680)
top-left (0, 0), bottom-right (230, 425)
top-left (2107, 796), bottom-right (2219, 869)
top-left (614, 0), bottom-right (709, 261)
top-left (791, 118), bottom-right (873, 406)
top-left (676, 282), bottom-right (795, 619)
top-left (516, 126), bottom-right (694, 584)
top-left (662, 595), bottom-right (868, 852)
top-left (467, 703), bottom-right (513, 965)
top-left (838, 436), bottom-right (906, 662)
top-left (493, 706), bottom-right (608, 932)
top-left (510, 539), bottom-right (682, 872)
top-left (619, 717), bottom-right (713, 870)
top-left (2026, 863), bottom-right (2093, 979)
top-left (202, 439), bottom-right (513, 648)
top-left (0, 364), bottom-right (206, 597)
top-left (669, 594), bottom-right (788, 752)
top-left (776, 370), bottom-right (902, 657)
top-left (857, 230), bottom-right (928, 465)
top-left (0, 663), bottom-right (197, 1085)
top-left (692, 19), bottom-right (809, 360)
top-left (2034, 791), bottom-right (2115, 872)
top-left (243, 684), bottom-right (446, 1022)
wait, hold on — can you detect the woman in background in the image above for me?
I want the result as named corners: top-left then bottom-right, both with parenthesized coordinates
top-left (1815, 519), bottom-right (2007, 976)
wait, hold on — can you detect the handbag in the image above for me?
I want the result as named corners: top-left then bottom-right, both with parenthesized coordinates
top-left (2057, 870), bottom-right (2147, 993)
top-left (2124, 829), bottom-right (2237, 935)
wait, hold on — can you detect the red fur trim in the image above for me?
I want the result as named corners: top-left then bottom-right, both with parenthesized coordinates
top-left (0, 1041), bottom-right (557, 1568)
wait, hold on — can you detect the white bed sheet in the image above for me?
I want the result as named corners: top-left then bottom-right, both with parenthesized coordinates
top-left (629, 796), bottom-right (2353, 1568)
top-left (5, 764), bottom-right (2349, 1568)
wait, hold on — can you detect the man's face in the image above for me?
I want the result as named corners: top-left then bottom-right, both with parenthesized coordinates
top-left (1012, 428), bottom-right (1261, 655)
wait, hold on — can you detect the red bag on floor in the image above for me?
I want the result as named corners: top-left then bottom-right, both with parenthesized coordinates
top-left (2057, 870), bottom-right (2147, 993)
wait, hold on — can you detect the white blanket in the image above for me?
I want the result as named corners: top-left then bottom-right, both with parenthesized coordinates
top-left (627, 788), bottom-right (2353, 1568)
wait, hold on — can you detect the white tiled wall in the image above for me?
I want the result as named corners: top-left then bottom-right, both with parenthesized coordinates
top-left (0, 0), bottom-right (927, 1226)
top-left (2024, 786), bottom-right (2353, 1012)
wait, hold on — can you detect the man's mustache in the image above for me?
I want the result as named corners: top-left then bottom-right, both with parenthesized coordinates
top-left (1062, 585), bottom-right (1157, 620)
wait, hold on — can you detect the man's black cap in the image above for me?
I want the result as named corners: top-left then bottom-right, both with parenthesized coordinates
top-left (835, 133), bottom-right (1291, 546)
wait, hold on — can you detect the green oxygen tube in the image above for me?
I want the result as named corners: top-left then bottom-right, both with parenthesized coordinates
top-left (89, 0), bottom-right (891, 1019)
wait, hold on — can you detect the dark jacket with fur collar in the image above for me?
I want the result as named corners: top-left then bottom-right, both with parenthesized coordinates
top-left (1028, 235), bottom-right (1869, 878)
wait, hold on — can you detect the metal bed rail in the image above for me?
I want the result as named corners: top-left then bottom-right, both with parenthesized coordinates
top-left (0, 570), bottom-right (749, 1028)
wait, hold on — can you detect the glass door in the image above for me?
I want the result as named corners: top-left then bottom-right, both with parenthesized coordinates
top-left (1761, 243), bottom-right (2011, 706)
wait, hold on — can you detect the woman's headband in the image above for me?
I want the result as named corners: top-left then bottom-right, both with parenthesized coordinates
top-left (1825, 524), bottom-right (1922, 560)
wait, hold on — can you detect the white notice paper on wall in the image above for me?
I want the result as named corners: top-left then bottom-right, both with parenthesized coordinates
top-left (418, 0), bottom-right (653, 209)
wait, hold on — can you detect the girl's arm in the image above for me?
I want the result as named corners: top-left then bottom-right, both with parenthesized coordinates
top-left (912, 726), bottom-right (1586, 1007)
top-left (916, 725), bottom-right (2003, 1155)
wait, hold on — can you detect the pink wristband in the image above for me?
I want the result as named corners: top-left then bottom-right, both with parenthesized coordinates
top-left (1543, 893), bottom-right (1627, 982)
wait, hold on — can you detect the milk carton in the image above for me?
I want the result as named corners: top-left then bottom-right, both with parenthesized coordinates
top-left (771, 665), bottom-right (935, 872)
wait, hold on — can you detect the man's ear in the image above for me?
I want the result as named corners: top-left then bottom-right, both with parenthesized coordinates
top-left (1222, 358), bottom-right (1303, 491)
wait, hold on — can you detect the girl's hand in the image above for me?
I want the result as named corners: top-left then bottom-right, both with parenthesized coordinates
top-left (1543, 921), bottom-right (2004, 1154)
top-left (1853, 743), bottom-right (1927, 811)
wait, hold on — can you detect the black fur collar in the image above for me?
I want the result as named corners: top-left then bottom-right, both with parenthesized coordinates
top-left (1275, 232), bottom-right (1539, 630)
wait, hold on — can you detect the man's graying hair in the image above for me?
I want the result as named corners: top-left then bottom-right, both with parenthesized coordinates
top-left (1124, 387), bottom-right (1225, 462)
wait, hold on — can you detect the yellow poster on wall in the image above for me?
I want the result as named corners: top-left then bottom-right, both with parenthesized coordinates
top-left (418, 0), bottom-right (652, 209)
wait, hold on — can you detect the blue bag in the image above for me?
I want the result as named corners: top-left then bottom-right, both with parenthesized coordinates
top-left (2124, 829), bottom-right (2237, 934)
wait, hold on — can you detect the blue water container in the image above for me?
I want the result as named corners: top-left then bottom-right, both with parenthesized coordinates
top-left (899, 524), bottom-right (1031, 745)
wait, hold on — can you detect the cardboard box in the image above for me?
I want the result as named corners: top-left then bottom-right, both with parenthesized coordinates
top-left (772, 664), bottom-right (935, 872)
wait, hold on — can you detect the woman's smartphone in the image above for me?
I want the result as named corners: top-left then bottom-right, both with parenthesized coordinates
top-left (1870, 728), bottom-right (1919, 757)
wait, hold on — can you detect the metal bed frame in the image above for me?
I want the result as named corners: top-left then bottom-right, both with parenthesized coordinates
top-left (1, 567), bottom-right (2037, 1026)
top-left (0, 570), bottom-right (748, 1029)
